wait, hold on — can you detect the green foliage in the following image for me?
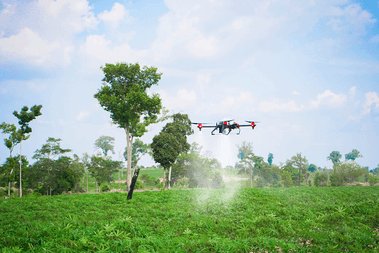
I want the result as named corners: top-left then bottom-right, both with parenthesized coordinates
top-left (12, 105), bottom-right (42, 136)
top-left (281, 170), bottom-right (294, 187)
top-left (327, 151), bottom-right (342, 166)
top-left (314, 172), bottom-right (329, 187)
top-left (2, 187), bottom-right (379, 252)
top-left (88, 154), bottom-right (121, 187)
top-left (171, 145), bottom-right (222, 189)
top-left (267, 153), bottom-right (273, 165)
top-left (368, 174), bottom-right (379, 186)
top-left (333, 160), bottom-right (368, 184)
top-left (290, 153), bottom-right (308, 187)
top-left (308, 164), bottom-right (317, 172)
top-left (345, 149), bottom-right (363, 161)
top-left (94, 135), bottom-right (115, 157)
top-left (94, 62), bottom-right (162, 135)
top-left (134, 180), bottom-right (144, 190)
top-left (101, 184), bottom-right (110, 192)
top-left (124, 139), bottom-right (148, 168)
top-left (0, 122), bottom-right (21, 156)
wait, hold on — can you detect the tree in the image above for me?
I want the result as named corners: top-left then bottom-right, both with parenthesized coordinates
top-left (81, 153), bottom-right (91, 193)
top-left (236, 141), bottom-right (254, 187)
top-left (94, 135), bottom-right (115, 157)
top-left (308, 164), bottom-right (317, 173)
top-left (94, 62), bottom-right (164, 191)
top-left (327, 151), bottom-right (342, 171)
top-left (291, 153), bottom-right (308, 187)
top-left (332, 160), bottom-right (368, 185)
top-left (12, 105), bottom-right (42, 197)
top-left (282, 170), bottom-right (294, 187)
top-left (268, 153), bottom-right (274, 166)
top-left (344, 149), bottom-right (363, 161)
top-left (124, 138), bottom-right (148, 168)
top-left (32, 137), bottom-right (71, 195)
top-left (314, 172), bottom-right (328, 187)
top-left (151, 132), bottom-right (180, 189)
top-left (88, 154), bottom-right (121, 191)
top-left (0, 123), bottom-right (21, 196)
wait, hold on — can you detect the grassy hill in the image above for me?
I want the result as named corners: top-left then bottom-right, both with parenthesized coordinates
top-left (1, 187), bottom-right (379, 252)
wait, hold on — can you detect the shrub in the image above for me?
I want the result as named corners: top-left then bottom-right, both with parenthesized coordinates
top-left (314, 172), bottom-right (328, 187)
top-left (368, 174), bottom-right (379, 186)
top-left (134, 180), bottom-right (144, 190)
top-left (101, 184), bottom-right (110, 192)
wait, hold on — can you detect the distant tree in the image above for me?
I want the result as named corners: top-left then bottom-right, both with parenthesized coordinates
top-left (344, 149), bottom-right (363, 161)
top-left (331, 160), bottom-right (368, 186)
top-left (314, 172), bottom-right (328, 187)
top-left (88, 154), bottom-right (121, 191)
top-left (282, 170), bottom-right (294, 187)
top-left (151, 113), bottom-right (193, 189)
top-left (124, 138), bottom-right (148, 168)
top-left (368, 174), bottom-right (379, 186)
top-left (236, 141), bottom-right (254, 187)
top-left (94, 135), bottom-right (115, 157)
top-left (327, 151), bottom-right (342, 171)
top-left (268, 153), bottom-right (274, 166)
top-left (94, 62), bottom-right (166, 191)
top-left (12, 105), bottom-right (42, 197)
top-left (308, 164), bottom-right (317, 173)
top-left (291, 153), bottom-right (308, 186)
top-left (0, 123), bottom-right (21, 196)
top-left (81, 153), bottom-right (91, 193)
top-left (32, 137), bottom-right (72, 195)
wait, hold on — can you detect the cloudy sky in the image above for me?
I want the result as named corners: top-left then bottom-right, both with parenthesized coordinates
top-left (0, 0), bottom-right (378, 170)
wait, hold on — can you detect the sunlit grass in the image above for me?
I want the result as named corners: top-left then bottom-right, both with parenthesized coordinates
top-left (1, 187), bottom-right (379, 252)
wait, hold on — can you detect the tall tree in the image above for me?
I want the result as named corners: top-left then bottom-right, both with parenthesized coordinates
top-left (32, 137), bottom-right (72, 195)
top-left (236, 141), bottom-right (255, 187)
top-left (94, 135), bottom-right (115, 157)
top-left (151, 113), bottom-right (193, 189)
top-left (0, 123), bottom-right (21, 196)
top-left (291, 153), bottom-right (308, 187)
top-left (12, 105), bottom-right (42, 197)
top-left (327, 151), bottom-right (342, 172)
top-left (344, 149), bottom-right (363, 161)
top-left (267, 153), bottom-right (274, 166)
top-left (94, 62), bottom-right (164, 191)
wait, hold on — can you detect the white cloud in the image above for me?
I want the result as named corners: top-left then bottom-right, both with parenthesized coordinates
top-left (0, 27), bottom-right (60, 64)
top-left (80, 35), bottom-right (148, 70)
top-left (0, 0), bottom-right (98, 66)
top-left (158, 89), bottom-right (197, 110)
top-left (362, 91), bottom-right (379, 115)
top-left (259, 99), bottom-right (303, 112)
top-left (98, 2), bottom-right (128, 29)
top-left (310, 90), bottom-right (347, 108)
top-left (292, 91), bottom-right (300, 95)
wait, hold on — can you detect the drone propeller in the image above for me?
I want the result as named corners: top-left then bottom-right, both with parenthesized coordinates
top-left (245, 120), bottom-right (260, 123)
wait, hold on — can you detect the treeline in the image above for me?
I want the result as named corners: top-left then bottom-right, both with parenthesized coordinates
top-left (231, 143), bottom-right (379, 188)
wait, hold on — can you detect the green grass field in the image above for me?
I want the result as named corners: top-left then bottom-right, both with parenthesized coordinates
top-left (1, 187), bottom-right (379, 252)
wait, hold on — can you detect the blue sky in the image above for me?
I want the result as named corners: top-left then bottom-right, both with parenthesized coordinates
top-left (0, 0), bottom-right (378, 170)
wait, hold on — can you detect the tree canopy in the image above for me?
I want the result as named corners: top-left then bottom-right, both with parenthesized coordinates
top-left (94, 135), bottom-right (115, 157)
top-left (94, 62), bottom-right (164, 190)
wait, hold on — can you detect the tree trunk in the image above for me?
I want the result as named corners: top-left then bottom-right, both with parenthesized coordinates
top-left (86, 170), bottom-right (88, 193)
top-left (19, 139), bottom-right (22, 198)
top-left (162, 168), bottom-right (166, 189)
top-left (125, 127), bottom-right (132, 191)
top-left (8, 181), bottom-right (10, 196)
top-left (168, 166), bottom-right (172, 190)
top-left (251, 167), bottom-right (254, 188)
top-left (299, 167), bottom-right (301, 187)
top-left (127, 167), bottom-right (140, 200)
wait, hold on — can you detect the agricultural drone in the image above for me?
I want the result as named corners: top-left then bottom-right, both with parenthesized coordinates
top-left (192, 119), bottom-right (259, 135)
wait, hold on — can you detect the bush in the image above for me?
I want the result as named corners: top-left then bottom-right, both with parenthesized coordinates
top-left (101, 184), bottom-right (110, 192)
top-left (368, 174), bottom-right (379, 186)
top-left (330, 173), bottom-right (344, 187)
top-left (134, 180), bottom-right (144, 190)
top-left (314, 172), bottom-right (329, 187)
